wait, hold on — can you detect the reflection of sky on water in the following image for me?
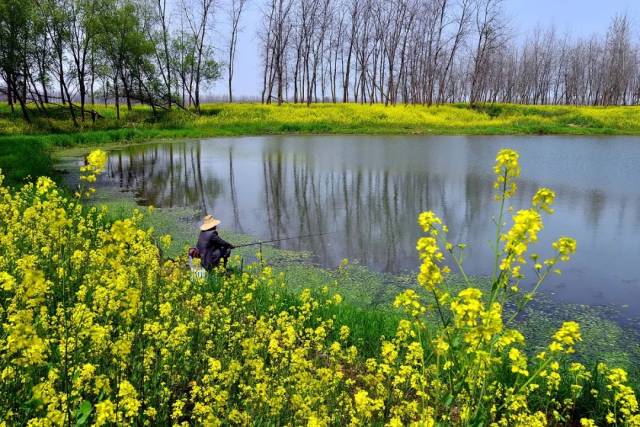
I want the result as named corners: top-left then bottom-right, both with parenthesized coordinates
top-left (99, 135), bottom-right (640, 314)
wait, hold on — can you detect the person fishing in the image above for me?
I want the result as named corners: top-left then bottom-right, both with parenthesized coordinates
top-left (194, 214), bottom-right (235, 271)
top-left (189, 219), bottom-right (333, 274)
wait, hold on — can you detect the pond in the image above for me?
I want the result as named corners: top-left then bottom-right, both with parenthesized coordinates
top-left (95, 135), bottom-right (640, 316)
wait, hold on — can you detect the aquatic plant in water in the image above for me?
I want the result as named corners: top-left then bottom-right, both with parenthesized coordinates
top-left (0, 149), bottom-right (638, 425)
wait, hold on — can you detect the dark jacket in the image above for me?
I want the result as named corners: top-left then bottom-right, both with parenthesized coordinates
top-left (196, 229), bottom-right (232, 271)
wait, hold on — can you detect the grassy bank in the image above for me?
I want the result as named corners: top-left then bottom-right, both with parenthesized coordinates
top-left (4, 101), bottom-right (640, 185)
top-left (4, 103), bottom-right (640, 143)
top-left (0, 137), bottom-right (53, 185)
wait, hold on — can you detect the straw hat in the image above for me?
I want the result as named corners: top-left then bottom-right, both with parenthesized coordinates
top-left (200, 214), bottom-right (221, 231)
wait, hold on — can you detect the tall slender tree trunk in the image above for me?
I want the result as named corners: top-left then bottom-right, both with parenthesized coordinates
top-left (58, 48), bottom-right (66, 106)
top-left (7, 79), bottom-right (14, 112)
top-left (114, 75), bottom-right (120, 120)
top-left (11, 72), bottom-right (31, 123)
top-left (90, 53), bottom-right (95, 105)
top-left (122, 73), bottom-right (132, 111)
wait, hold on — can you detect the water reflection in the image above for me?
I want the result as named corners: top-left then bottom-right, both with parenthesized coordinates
top-left (99, 135), bottom-right (640, 313)
top-left (109, 144), bottom-right (224, 211)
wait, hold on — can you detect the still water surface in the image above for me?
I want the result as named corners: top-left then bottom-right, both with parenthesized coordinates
top-left (98, 135), bottom-right (640, 314)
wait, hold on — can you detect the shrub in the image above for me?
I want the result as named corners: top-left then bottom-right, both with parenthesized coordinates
top-left (0, 138), bottom-right (52, 185)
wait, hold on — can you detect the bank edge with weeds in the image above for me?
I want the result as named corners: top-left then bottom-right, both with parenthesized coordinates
top-left (3, 102), bottom-right (640, 185)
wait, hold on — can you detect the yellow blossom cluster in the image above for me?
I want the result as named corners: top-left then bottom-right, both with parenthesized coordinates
top-left (416, 211), bottom-right (449, 291)
top-left (493, 148), bottom-right (520, 200)
top-left (499, 209), bottom-right (543, 272)
top-left (76, 149), bottom-right (109, 198)
top-left (532, 187), bottom-right (556, 214)
top-left (0, 148), bottom-right (638, 426)
top-left (549, 321), bottom-right (582, 354)
top-left (80, 149), bottom-right (108, 183)
top-left (599, 364), bottom-right (640, 425)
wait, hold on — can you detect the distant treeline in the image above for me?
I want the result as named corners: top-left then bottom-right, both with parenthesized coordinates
top-left (260, 0), bottom-right (640, 106)
top-left (1, 0), bottom-right (639, 126)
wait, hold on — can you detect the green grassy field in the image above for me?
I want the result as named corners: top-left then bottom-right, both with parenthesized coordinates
top-left (3, 102), bottom-right (640, 142)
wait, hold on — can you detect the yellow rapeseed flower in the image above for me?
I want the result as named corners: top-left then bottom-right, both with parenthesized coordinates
top-left (494, 149), bottom-right (521, 200)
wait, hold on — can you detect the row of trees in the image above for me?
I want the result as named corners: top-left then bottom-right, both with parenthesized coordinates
top-left (0, 0), bottom-right (247, 123)
top-left (2, 0), bottom-right (640, 123)
top-left (260, 0), bottom-right (640, 106)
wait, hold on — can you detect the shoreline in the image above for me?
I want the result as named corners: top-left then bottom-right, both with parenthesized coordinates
top-left (5, 103), bottom-right (640, 145)
top-left (5, 102), bottom-right (640, 184)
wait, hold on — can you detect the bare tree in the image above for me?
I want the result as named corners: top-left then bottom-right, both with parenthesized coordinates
top-left (180, 0), bottom-right (216, 113)
top-left (227, 0), bottom-right (247, 102)
top-left (66, 0), bottom-right (98, 120)
top-left (260, 0), bottom-right (293, 104)
top-left (469, 0), bottom-right (507, 106)
top-left (603, 13), bottom-right (633, 105)
top-left (259, 0), bottom-right (277, 102)
top-left (151, 0), bottom-right (174, 107)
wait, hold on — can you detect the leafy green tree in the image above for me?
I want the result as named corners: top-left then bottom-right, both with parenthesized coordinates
top-left (92, 0), bottom-right (156, 118)
top-left (170, 29), bottom-right (220, 110)
top-left (0, 0), bottom-right (35, 121)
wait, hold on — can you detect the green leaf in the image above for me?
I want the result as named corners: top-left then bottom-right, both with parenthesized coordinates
top-left (75, 400), bottom-right (93, 426)
top-left (22, 397), bottom-right (43, 410)
top-left (444, 393), bottom-right (454, 407)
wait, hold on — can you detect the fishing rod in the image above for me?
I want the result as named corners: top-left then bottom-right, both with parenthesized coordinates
top-left (233, 231), bottom-right (335, 248)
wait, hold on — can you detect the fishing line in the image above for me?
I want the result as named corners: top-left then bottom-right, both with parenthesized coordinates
top-left (233, 231), bottom-right (336, 248)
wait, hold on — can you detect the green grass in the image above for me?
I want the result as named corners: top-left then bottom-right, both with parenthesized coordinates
top-left (0, 136), bottom-right (53, 186)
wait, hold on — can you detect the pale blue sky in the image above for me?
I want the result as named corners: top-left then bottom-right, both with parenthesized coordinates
top-left (211, 0), bottom-right (640, 98)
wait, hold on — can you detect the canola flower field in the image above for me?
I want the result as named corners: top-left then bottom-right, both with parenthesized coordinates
top-left (1, 148), bottom-right (639, 426)
top-left (3, 103), bottom-right (640, 145)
